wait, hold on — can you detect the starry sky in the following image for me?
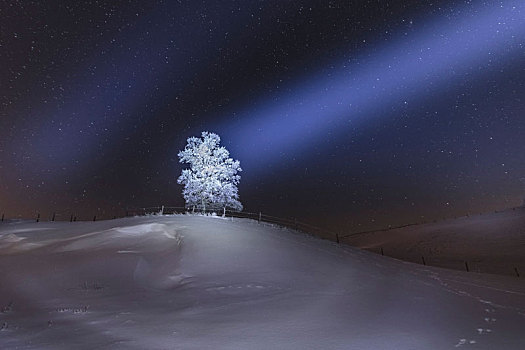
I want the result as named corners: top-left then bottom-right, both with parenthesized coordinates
top-left (1, 0), bottom-right (524, 232)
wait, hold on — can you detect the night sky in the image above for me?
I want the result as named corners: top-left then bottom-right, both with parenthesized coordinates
top-left (1, 0), bottom-right (524, 233)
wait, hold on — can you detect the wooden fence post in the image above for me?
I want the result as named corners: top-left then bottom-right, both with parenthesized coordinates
top-left (335, 234), bottom-right (340, 244)
top-left (465, 261), bottom-right (469, 272)
top-left (515, 267), bottom-right (520, 277)
top-left (380, 247), bottom-right (384, 256)
top-left (51, 213), bottom-right (56, 222)
top-left (1, 213), bottom-right (4, 222)
top-left (36, 213), bottom-right (40, 223)
top-left (93, 216), bottom-right (97, 222)
top-left (421, 256), bottom-right (426, 265)
top-left (73, 216), bottom-right (77, 222)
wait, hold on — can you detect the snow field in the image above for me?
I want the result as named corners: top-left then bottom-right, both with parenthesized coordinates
top-left (0, 215), bottom-right (524, 349)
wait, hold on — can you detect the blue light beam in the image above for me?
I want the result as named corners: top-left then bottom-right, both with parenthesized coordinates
top-left (215, 1), bottom-right (525, 172)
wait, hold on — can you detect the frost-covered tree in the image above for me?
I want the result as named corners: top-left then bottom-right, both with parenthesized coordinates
top-left (178, 132), bottom-right (242, 212)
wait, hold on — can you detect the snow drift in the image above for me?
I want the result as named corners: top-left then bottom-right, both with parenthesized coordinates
top-left (0, 215), bottom-right (524, 349)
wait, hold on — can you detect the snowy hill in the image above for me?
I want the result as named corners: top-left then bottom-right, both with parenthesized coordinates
top-left (342, 207), bottom-right (525, 276)
top-left (1, 215), bottom-right (524, 349)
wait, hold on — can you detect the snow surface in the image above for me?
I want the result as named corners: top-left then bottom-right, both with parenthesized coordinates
top-left (342, 207), bottom-right (525, 276)
top-left (0, 215), bottom-right (524, 349)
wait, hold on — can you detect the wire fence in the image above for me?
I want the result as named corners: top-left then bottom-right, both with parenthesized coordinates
top-left (125, 206), bottom-right (340, 242)
top-left (0, 205), bottom-right (522, 277)
top-left (0, 206), bottom-right (339, 242)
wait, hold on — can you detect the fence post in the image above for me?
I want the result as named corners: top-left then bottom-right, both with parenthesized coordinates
top-left (36, 213), bottom-right (40, 223)
top-left (161, 205), bottom-right (164, 215)
top-left (335, 233), bottom-right (340, 244)
top-left (1, 214), bottom-right (3, 222)
top-left (51, 212), bottom-right (56, 222)
top-left (73, 216), bottom-right (77, 222)
top-left (380, 247), bottom-right (384, 256)
top-left (70, 214), bottom-right (74, 222)
top-left (515, 267), bottom-right (520, 277)
top-left (422, 256), bottom-right (426, 265)
top-left (258, 212), bottom-right (262, 223)
top-left (93, 215), bottom-right (97, 222)
top-left (465, 261), bottom-right (469, 272)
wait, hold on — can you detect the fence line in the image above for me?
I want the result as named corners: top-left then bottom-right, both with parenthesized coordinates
top-left (0, 205), bottom-right (522, 277)
top-left (124, 206), bottom-right (340, 241)
top-left (342, 205), bottom-right (525, 239)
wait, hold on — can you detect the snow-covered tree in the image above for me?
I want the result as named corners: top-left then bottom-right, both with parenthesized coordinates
top-left (178, 132), bottom-right (243, 212)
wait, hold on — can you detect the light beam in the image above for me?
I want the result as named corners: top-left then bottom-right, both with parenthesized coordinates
top-left (215, 1), bottom-right (525, 172)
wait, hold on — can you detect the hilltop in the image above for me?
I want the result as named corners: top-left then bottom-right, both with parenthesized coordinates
top-left (1, 215), bottom-right (524, 349)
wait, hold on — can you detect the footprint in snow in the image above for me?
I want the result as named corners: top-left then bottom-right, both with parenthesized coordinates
top-left (477, 328), bottom-right (492, 335)
top-left (455, 339), bottom-right (476, 347)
